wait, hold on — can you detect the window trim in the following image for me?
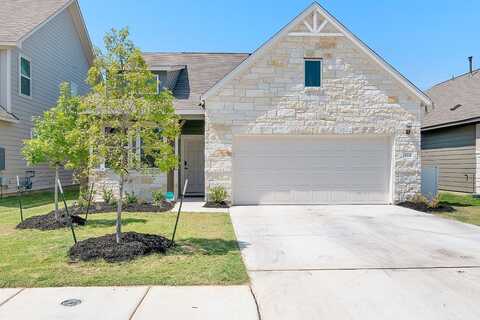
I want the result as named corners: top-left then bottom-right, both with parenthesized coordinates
top-left (304, 58), bottom-right (323, 88)
top-left (70, 81), bottom-right (79, 96)
top-left (18, 54), bottom-right (32, 98)
top-left (154, 73), bottom-right (160, 94)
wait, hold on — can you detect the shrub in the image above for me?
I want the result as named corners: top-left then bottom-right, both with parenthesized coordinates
top-left (209, 186), bottom-right (228, 204)
top-left (77, 188), bottom-right (93, 208)
top-left (429, 195), bottom-right (441, 209)
top-left (152, 189), bottom-right (165, 205)
top-left (102, 187), bottom-right (114, 205)
top-left (410, 193), bottom-right (440, 209)
top-left (125, 191), bottom-right (138, 205)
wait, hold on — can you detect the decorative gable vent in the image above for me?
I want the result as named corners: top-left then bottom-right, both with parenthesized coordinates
top-left (289, 9), bottom-right (344, 37)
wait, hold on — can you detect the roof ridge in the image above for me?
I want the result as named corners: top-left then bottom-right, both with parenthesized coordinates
top-left (429, 68), bottom-right (480, 90)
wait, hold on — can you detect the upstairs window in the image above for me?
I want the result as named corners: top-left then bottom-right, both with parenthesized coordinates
top-left (70, 81), bottom-right (79, 96)
top-left (19, 56), bottom-right (32, 97)
top-left (305, 59), bottom-right (322, 88)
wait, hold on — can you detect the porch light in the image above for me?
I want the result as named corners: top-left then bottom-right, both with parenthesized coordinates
top-left (405, 124), bottom-right (412, 135)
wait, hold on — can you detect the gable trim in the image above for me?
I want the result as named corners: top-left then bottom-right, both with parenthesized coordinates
top-left (201, 2), bottom-right (432, 106)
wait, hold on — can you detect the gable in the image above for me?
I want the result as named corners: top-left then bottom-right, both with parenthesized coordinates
top-left (0, 0), bottom-right (93, 65)
top-left (202, 2), bottom-right (431, 106)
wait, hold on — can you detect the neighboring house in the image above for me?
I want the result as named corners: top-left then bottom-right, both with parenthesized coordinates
top-left (422, 64), bottom-right (480, 194)
top-left (0, 0), bottom-right (93, 194)
top-left (94, 2), bottom-right (431, 205)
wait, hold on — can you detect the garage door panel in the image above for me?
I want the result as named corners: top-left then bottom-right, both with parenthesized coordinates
top-left (233, 136), bottom-right (392, 205)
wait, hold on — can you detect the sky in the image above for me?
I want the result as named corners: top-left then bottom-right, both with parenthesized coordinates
top-left (78, 0), bottom-right (480, 90)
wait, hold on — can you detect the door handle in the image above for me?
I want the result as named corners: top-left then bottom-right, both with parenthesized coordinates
top-left (184, 161), bottom-right (188, 170)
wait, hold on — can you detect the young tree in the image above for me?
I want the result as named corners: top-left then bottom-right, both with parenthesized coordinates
top-left (83, 28), bottom-right (180, 244)
top-left (23, 83), bottom-right (88, 219)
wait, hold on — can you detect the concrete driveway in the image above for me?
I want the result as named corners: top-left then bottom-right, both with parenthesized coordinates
top-left (231, 205), bottom-right (480, 319)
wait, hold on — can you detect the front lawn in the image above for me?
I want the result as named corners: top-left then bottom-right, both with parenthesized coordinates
top-left (0, 189), bottom-right (248, 287)
top-left (435, 192), bottom-right (480, 226)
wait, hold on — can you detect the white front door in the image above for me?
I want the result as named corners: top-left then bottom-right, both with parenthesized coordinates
top-left (233, 135), bottom-right (392, 205)
top-left (181, 135), bottom-right (205, 195)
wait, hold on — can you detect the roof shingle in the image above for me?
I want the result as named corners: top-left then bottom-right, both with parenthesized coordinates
top-left (423, 70), bottom-right (480, 129)
top-left (0, 0), bottom-right (71, 43)
top-left (142, 52), bottom-right (249, 110)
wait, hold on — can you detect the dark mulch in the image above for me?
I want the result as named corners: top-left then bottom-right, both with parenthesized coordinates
top-left (203, 201), bottom-right (230, 209)
top-left (48, 201), bottom-right (175, 216)
top-left (16, 212), bottom-right (86, 231)
top-left (69, 231), bottom-right (172, 263)
top-left (398, 201), bottom-right (456, 213)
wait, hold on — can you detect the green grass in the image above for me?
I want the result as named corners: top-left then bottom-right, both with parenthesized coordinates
top-left (435, 192), bottom-right (480, 227)
top-left (439, 192), bottom-right (480, 207)
top-left (0, 189), bottom-right (248, 288)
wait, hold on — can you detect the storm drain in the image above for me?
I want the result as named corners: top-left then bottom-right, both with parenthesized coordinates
top-left (61, 299), bottom-right (82, 307)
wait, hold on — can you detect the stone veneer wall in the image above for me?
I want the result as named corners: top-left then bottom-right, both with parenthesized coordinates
top-left (91, 169), bottom-right (167, 202)
top-left (204, 31), bottom-right (422, 203)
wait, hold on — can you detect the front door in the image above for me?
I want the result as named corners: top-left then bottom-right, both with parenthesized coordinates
top-left (181, 135), bottom-right (205, 196)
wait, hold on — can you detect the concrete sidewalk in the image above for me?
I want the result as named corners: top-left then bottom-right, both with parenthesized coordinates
top-left (0, 286), bottom-right (258, 320)
top-left (173, 198), bottom-right (229, 213)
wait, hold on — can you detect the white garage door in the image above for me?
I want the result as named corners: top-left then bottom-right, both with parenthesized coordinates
top-left (233, 135), bottom-right (392, 205)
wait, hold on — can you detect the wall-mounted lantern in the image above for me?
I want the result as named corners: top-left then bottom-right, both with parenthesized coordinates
top-left (405, 124), bottom-right (412, 135)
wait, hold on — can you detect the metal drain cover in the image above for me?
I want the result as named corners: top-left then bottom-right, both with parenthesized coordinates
top-left (61, 299), bottom-right (82, 307)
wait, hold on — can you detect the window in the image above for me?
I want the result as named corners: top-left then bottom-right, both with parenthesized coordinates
top-left (305, 59), bottom-right (322, 88)
top-left (70, 82), bottom-right (78, 96)
top-left (19, 56), bottom-right (32, 97)
top-left (147, 74), bottom-right (160, 94)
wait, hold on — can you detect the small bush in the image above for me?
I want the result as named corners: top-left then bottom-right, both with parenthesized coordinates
top-left (429, 195), bottom-right (441, 209)
top-left (102, 187), bottom-right (114, 205)
top-left (209, 186), bottom-right (228, 204)
top-left (410, 193), bottom-right (441, 209)
top-left (411, 193), bottom-right (429, 206)
top-left (152, 189), bottom-right (165, 205)
top-left (124, 191), bottom-right (138, 205)
top-left (78, 188), bottom-right (93, 208)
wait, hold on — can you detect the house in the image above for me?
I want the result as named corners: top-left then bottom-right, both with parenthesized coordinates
top-left (93, 2), bottom-right (431, 205)
top-left (0, 0), bottom-right (93, 194)
top-left (422, 59), bottom-right (480, 194)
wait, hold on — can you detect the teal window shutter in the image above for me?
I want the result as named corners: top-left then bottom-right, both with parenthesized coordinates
top-left (0, 147), bottom-right (5, 171)
top-left (305, 60), bottom-right (322, 87)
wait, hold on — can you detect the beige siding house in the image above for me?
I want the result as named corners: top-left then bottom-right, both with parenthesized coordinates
top-left (94, 2), bottom-right (431, 204)
top-left (0, 0), bottom-right (93, 195)
top-left (422, 64), bottom-right (480, 194)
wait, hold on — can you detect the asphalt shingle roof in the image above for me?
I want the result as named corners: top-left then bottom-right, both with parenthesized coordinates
top-left (0, 0), bottom-right (70, 43)
top-left (423, 70), bottom-right (480, 129)
top-left (142, 52), bottom-right (250, 110)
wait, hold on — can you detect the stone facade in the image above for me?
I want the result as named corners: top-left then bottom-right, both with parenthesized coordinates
top-left (205, 31), bottom-right (422, 203)
top-left (91, 169), bottom-right (167, 202)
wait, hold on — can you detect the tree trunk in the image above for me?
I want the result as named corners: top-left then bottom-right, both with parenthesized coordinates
top-left (115, 174), bottom-right (124, 244)
top-left (54, 165), bottom-right (59, 220)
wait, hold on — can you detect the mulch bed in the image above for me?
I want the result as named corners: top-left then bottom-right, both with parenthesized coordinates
top-left (203, 201), bottom-right (230, 209)
top-left (16, 212), bottom-right (86, 231)
top-left (48, 201), bottom-right (175, 216)
top-left (398, 201), bottom-right (455, 213)
top-left (69, 231), bottom-right (172, 262)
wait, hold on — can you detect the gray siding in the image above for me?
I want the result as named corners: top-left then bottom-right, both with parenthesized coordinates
top-left (421, 125), bottom-right (476, 193)
top-left (421, 125), bottom-right (475, 149)
top-left (0, 8), bottom-right (90, 194)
